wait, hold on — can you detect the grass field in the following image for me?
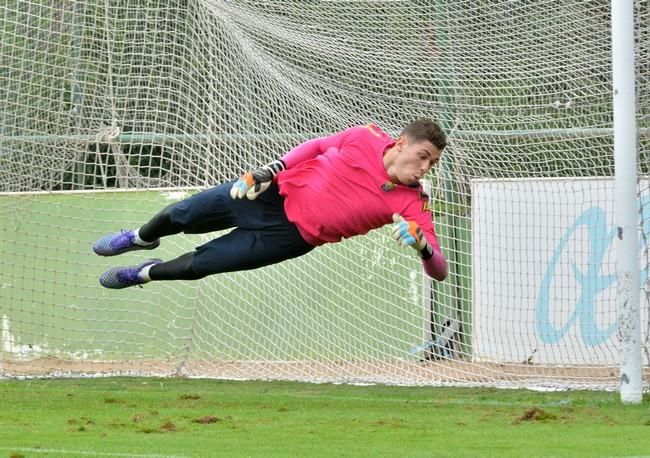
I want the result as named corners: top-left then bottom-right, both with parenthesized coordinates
top-left (0, 378), bottom-right (649, 457)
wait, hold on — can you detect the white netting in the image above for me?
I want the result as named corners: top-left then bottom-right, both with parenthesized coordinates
top-left (1, 1), bottom-right (649, 390)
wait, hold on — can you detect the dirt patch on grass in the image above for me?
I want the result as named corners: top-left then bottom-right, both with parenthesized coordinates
top-left (513, 407), bottom-right (557, 424)
top-left (160, 421), bottom-right (177, 432)
top-left (192, 415), bottom-right (220, 424)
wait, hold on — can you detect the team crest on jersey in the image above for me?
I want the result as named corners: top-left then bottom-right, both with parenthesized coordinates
top-left (366, 123), bottom-right (382, 137)
top-left (381, 181), bottom-right (396, 192)
top-left (419, 190), bottom-right (432, 212)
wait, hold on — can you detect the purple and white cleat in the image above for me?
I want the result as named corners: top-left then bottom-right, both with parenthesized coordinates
top-left (99, 259), bottom-right (162, 289)
top-left (93, 230), bottom-right (159, 256)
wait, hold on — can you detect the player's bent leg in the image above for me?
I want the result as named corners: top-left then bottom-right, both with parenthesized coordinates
top-left (93, 229), bottom-right (160, 256)
top-left (94, 181), bottom-right (240, 256)
top-left (161, 181), bottom-right (242, 235)
top-left (191, 225), bottom-right (314, 277)
top-left (99, 259), bottom-right (163, 289)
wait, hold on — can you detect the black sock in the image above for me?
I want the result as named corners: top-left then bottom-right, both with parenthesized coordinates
top-left (149, 252), bottom-right (204, 281)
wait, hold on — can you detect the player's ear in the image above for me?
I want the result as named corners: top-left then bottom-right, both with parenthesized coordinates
top-left (395, 135), bottom-right (408, 152)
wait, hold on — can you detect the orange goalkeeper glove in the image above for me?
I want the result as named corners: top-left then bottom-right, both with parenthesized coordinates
top-left (391, 214), bottom-right (434, 259)
top-left (230, 160), bottom-right (286, 200)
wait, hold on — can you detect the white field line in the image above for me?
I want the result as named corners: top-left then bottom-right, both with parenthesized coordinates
top-left (0, 447), bottom-right (188, 458)
top-left (0, 187), bottom-right (201, 196)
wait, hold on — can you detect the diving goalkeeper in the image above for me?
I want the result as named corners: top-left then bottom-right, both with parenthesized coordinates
top-left (93, 119), bottom-right (449, 288)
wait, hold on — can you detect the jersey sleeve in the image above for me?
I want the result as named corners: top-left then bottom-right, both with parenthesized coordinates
top-left (281, 129), bottom-right (349, 169)
top-left (401, 191), bottom-right (448, 281)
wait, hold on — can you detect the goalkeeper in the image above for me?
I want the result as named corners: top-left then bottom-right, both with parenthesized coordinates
top-left (94, 120), bottom-right (449, 288)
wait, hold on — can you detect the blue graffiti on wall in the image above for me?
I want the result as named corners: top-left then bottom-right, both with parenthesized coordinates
top-left (536, 196), bottom-right (650, 346)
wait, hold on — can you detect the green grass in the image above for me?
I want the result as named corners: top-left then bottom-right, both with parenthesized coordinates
top-left (0, 378), bottom-right (649, 457)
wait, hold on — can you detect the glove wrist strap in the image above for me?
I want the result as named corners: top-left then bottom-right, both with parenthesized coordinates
top-left (267, 159), bottom-right (286, 176)
top-left (418, 243), bottom-right (433, 260)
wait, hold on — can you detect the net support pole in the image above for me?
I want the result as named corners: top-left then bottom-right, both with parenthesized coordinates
top-left (612, 0), bottom-right (642, 404)
top-left (71, 1), bottom-right (86, 190)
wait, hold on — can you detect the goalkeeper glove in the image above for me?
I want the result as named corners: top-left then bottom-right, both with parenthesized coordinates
top-left (391, 214), bottom-right (433, 259)
top-left (230, 160), bottom-right (286, 200)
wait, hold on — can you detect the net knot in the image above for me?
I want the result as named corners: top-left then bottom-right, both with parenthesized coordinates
top-left (95, 124), bottom-right (121, 144)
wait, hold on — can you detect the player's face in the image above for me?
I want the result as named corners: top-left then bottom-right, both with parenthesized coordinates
top-left (393, 138), bottom-right (442, 185)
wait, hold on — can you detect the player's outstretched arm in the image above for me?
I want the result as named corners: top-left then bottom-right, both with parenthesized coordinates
top-left (280, 129), bottom-right (351, 169)
top-left (230, 128), bottom-right (348, 200)
top-left (230, 159), bottom-right (286, 200)
top-left (391, 214), bottom-right (448, 281)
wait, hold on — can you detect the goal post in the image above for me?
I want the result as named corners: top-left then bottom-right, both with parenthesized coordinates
top-left (612, 0), bottom-right (642, 404)
top-left (1, 1), bottom-right (649, 392)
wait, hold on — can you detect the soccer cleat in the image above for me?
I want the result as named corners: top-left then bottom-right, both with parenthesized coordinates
top-left (93, 229), bottom-right (160, 256)
top-left (99, 259), bottom-right (163, 289)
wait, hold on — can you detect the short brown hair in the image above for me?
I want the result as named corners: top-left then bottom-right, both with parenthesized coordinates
top-left (400, 119), bottom-right (447, 151)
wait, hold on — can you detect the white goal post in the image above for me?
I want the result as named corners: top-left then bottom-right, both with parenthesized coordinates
top-left (0, 1), bottom-right (649, 393)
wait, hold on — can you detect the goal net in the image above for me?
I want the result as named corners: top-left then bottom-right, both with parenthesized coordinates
top-left (1, 1), bottom-right (649, 390)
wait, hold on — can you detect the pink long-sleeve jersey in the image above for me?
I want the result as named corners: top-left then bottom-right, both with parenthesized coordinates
top-left (276, 124), bottom-right (447, 280)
